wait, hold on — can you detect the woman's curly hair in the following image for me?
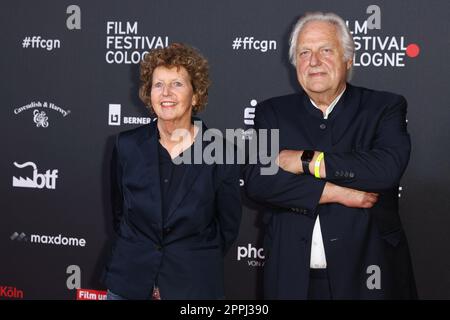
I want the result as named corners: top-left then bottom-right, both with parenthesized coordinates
top-left (139, 43), bottom-right (210, 114)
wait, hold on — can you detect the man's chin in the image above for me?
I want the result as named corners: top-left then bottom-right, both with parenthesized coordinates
top-left (304, 85), bottom-right (330, 94)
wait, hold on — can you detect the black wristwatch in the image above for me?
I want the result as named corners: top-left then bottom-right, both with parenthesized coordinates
top-left (301, 150), bottom-right (314, 175)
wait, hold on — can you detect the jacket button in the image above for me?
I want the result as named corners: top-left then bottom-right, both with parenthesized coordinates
top-left (349, 172), bottom-right (355, 178)
top-left (344, 171), bottom-right (349, 178)
top-left (335, 171), bottom-right (340, 177)
top-left (319, 123), bottom-right (326, 130)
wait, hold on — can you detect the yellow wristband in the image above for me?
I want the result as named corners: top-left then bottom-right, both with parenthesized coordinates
top-left (314, 152), bottom-right (324, 178)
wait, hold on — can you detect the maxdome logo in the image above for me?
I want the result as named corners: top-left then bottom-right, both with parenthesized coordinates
top-left (10, 232), bottom-right (86, 247)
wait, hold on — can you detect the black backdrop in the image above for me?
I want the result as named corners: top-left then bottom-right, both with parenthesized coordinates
top-left (1, 0), bottom-right (449, 300)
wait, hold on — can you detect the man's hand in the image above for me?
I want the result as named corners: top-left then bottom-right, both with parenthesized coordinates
top-left (320, 182), bottom-right (379, 208)
top-left (276, 150), bottom-right (302, 174)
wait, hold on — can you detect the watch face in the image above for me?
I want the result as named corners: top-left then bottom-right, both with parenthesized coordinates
top-left (301, 150), bottom-right (314, 161)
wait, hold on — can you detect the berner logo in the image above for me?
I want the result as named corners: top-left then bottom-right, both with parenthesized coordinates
top-left (10, 232), bottom-right (86, 247)
top-left (12, 161), bottom-right (58, 190)
top-left (108, 104), bottom-right (155, 126)
top-left (108, 104), bottom-right (121, 125)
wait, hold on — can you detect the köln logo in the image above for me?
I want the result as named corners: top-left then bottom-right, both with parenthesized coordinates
top-left (12, 161), bottom-right (58, 190)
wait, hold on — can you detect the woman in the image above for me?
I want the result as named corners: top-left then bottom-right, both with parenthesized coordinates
top-left (102, 43), bottom-right (242, 299)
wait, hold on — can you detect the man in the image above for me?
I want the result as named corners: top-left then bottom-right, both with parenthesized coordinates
top-left (244, 12), bottom-right (417, 299)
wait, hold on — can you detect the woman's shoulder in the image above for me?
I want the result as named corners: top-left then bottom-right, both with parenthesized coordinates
top-left (117, 122), bottom-right (156, 142)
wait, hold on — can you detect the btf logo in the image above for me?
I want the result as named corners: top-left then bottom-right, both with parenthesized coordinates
top-left (12, 161), bottom-right (58, 190)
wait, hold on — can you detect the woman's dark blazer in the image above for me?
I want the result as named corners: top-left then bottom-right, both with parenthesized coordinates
top-left (102, 121), bottom-right (242, 299)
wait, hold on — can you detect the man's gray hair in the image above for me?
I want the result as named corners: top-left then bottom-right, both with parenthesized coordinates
top-left (288, 12), bottom-right (355, 66)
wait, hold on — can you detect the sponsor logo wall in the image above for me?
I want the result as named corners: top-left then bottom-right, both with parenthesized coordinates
top-left (1, 0), bottom-right (449, 299)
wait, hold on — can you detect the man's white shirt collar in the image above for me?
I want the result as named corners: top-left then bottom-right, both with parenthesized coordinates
top-left (309, 88), bottom-right (346, 119)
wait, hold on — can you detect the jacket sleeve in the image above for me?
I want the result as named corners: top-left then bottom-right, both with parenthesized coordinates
top-left (111, 135), bottom-right (124, 233)
top-left (215, 156), bottom-right (242, 255)
top-left (243, 100), bottom-right (326, 219)
top-left (324, 95), bottom-right (411, 191)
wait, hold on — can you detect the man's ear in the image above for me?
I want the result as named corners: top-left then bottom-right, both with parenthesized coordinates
top-left (346, 59), bottom-right (353, 70)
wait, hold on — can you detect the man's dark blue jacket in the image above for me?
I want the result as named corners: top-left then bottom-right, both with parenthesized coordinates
top-left (244, 84), bottom-right (417, 299)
